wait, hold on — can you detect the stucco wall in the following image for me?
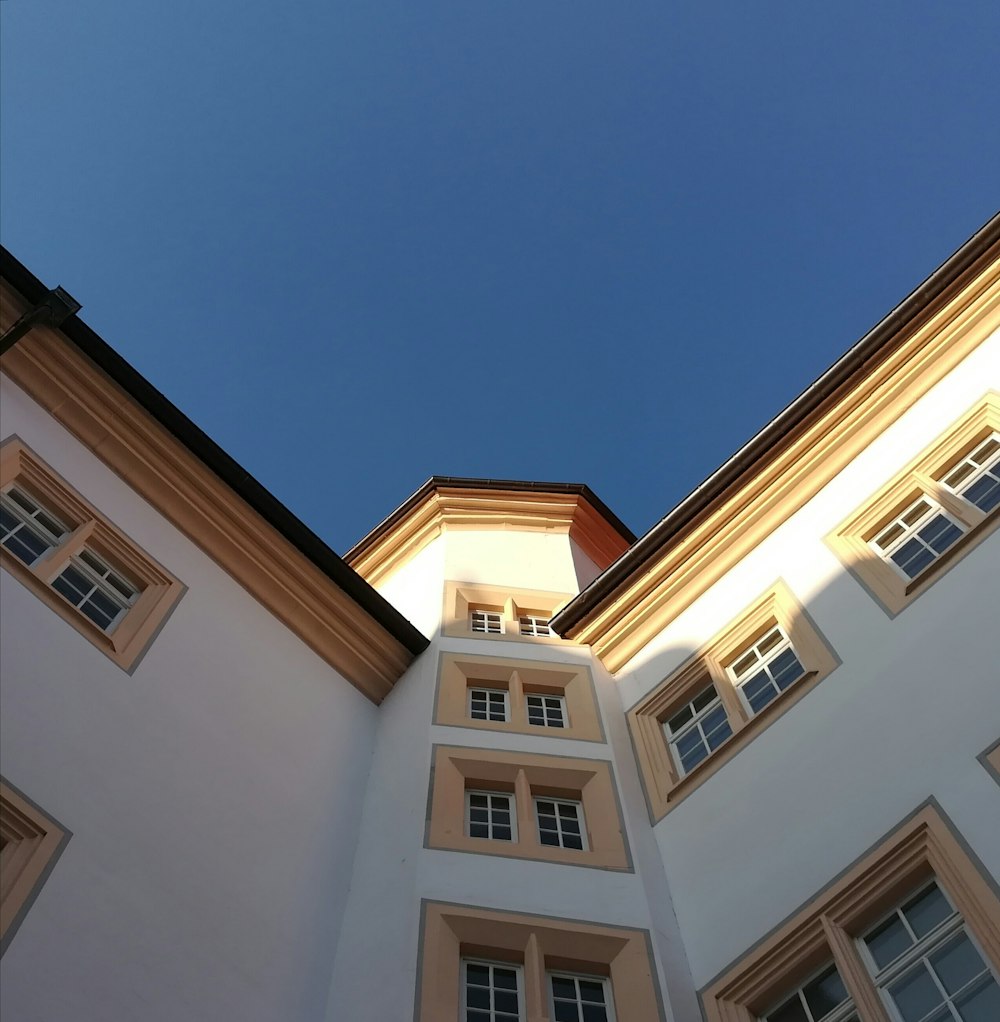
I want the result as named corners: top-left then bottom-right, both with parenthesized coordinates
top-left (614, 328), bottom-right (1000, 989)
top-left (0, 376), bottom-right (378, 1022)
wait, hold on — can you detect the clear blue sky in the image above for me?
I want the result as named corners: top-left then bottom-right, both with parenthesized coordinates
top-left (2, 1), bottom-right (998, 549)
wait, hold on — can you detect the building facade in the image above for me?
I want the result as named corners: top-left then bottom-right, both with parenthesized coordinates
top-left (1, 216), bottom-right (998, 1022)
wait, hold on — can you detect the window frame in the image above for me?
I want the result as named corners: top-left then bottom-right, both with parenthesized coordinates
top-left (663, 683), bottom-right (734, 779)
top-left (627, 580), bottom-right (839, 820)
top-left (471, 608), bottom-right (505, 635)
top-left (526, 692), bottom-right (569, 729)
top-left (827, 394), bottom-right (1000, 617)
top-left (461, 958), bottom-right (526, 1022)
top-left (468, 686), bottom-right (511, 723)
top-left (465, 789), bottom-right (518, 843)
top-left (534, 796), bottom-right (588, 852)
top-left (519, 614), bottom-right (552, 638)
top-left (547, 971), bottom-right (617, 1022)
top-left (0, 438), bottom-right (185, 672)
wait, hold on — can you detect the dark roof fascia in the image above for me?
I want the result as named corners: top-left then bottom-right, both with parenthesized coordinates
top-left (0, 246), bottom-right (429, 658)
top-left (552, 210), bottom-right (1000, 636)
top-left (345, 475), bottom-right (636, 565)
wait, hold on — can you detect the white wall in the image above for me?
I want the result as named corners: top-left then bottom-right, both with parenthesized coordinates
top-left (0, 377), bottom-right (378, 1022)
top-left (614, 329), bottom-right (1000, 988)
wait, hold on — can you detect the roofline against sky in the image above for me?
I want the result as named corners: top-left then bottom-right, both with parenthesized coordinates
top-left (0, 245), bottom-right (429, 659)
top-left (344, 475), bottom-right (637, 565)
top-left (551, 209), bottom-right (1000, 637)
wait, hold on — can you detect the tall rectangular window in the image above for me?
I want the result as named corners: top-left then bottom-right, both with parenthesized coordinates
top-left (870, 496), bottom-right (965, 580)
top-left (466, 791), bottom-right (516, 841)
top-left (535, 798), bottom-right (586, 851)
top-left (526, 694), bottom-right (567, 728)
top-left (462, 960), bottom-right (524, 1022)
top-left (860, 882), bottom-right (999, 1022)
top-left (468, 688), bottom-right (509, 722)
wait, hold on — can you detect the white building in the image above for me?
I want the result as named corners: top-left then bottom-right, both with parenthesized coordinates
top-left (1, 215), bottom-right (998, 1022)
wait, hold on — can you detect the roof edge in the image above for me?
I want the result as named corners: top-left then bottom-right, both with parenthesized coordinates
top-left (551, 210), bottom-right (1000, 637)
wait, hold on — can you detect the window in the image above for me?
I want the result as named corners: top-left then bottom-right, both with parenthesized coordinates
top-left (519, 615), bottom-right (551, 637)
top-left (471, 609), bottom-right (504, 634)
top-left (535, 798), bottom-right (586, 851)
top-left (469, 687), bottom-right (509, 722)
top-left (1, 778), bottom-right (70, 956)
top-left (664, 683), bottom-right (733, 777)
top-left (417, 902), bottom-right (662, 1022)
top-left (762, 963), bottom-right (858, 1022)
top-left (443, 581), bottom-right (571, 643)
top-left (727, 625), bottom-right (805, 716)
top-left (701, 805), bottom-right (1000, 1022)
top-left (627, 581), bottom-right (838, 819)
top-left (427, 746), bottom-right (630, 870)
top-left (861, 883), bottom-right (999, 1022)
top-left (828, 395), bottom-right (1000, 616)
top-left (462, 960), bottom-right (524, 1022)
top-left (527, 693), bottom-right (567, 729)
top-left (549, 973), bottom-right (615, 1022)
top-left (435, 653), bottom-right (604, 743)
top-left (0, 439), bottom-right (185, 672)
top-left (466, 791), bottom-right (516, 841)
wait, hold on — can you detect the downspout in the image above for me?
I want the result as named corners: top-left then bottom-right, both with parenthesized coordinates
top-left (0, 286), bottom-right (82, 356)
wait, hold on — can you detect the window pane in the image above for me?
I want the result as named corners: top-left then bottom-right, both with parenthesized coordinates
top-left (920, 515), bottom-right (962, 554)
top-left (892, 539), bottom-right (936, 579)
top-left (493, 969), bottom-right (518, 990)
top-left (770, 649), bottom-right (804, 690)
top-left (581, 1005), bottom-right (608, 1022)
top-left (553, 1003), bottom-right (577, 1022)
top-left (803, 965), bottom-right (848, 1018)
top-left (865, 915), bottom-right (913, 969)
top-left (889, 964), bottom-right (944, 1022)
top-left (766, 993), bottom-right (810, 1022)
top-left (964, 474), bottom-right (1000, 512)
top-left (955, 975), bottom-right (1000, 1022)
top-left (494, 990), bottom-right (519, 1013)
top-left (578, 981), bottom-right (605, 1003)
top-left (550, 977), bottom-right (576, 1000)
top-left (904, 884), bottom-right (953, 938)
top-left (930, 933), bottom-right (986, 996)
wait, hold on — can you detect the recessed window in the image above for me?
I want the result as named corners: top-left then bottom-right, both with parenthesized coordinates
top-left (471, 609), bottom-right (503, 635)
top-left (727, 625), bottom-right (806, 716)
top-left (0, 487), bottom-right (67, 565)
top-left (462, 959), bottom-right (523, 1022)
top-left (535, 798), bottom-right (586, 851)
top-left (469, 687), bottom-right (509, 722)
top-left (518, 615), bottom-right (551, 637)
top-left (860, 882), bottom-right (999, 1022)
top-left (762, 963), bottom-right (857, 1022)
top-left (870, 496), bottom-right (965, 581)
top-left (526, 694), bottom-right (567, 729)
top-left (0, 440), bottom-right (184, 671)
top-left (466, 791), bottom-right (516, 842)
top-left (549, 973), bottom-right (614, 1022)
top-left (664, 683), bottom-right (733, 776)
top-left (941, 432), bottom-right (1000, 513)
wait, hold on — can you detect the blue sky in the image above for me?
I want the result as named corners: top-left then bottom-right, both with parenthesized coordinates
top-left (2, 1), bottom-right (998, 550)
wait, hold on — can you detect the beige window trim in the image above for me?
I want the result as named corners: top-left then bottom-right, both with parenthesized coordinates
top-left (1, 778), bottom-right (70, 956)
top-left (827, 393), bottom-right (1000, 616)
top-left (426, 745), bottom-right (631, 871)
top-left (701, 801), bottom-right (1000, 1022)
top-left (627, 580), bottom-right (839, 821)
top-left (443, 580), bottom-right (572, 644)
top-left (434, 652), bottom-right (605, 743)
top-left (416, 900), bottom-right (665, 1021)
top-left (1, 437), bottom-right (185, 672)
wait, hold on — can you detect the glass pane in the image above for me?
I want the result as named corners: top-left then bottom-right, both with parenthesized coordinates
top-left (965, 474), bottom-right (1000, 512)
top-left (865, 914), bottom-right (912, 969)
top-left (539, 830), bottom-right (560, 846)
top-left (581, 1005), bottom-right (609, 1022)
top-left (466, 1010), bottom-right (491, 1022)
top-left (770, 649), bottom-right (804, 690)
top-left (466, 986), bottom-right (490, 1009)
top-left (551, 977), bottom-right (577, 1000)
top-left (904, 885), bottom-right (953, 938)
top-left (920, 515), bottom-right (962, 554)
top-left (803, 965), bottom-right (848, 1018)
top-left (493, 826), bottom-right (512, 841)
top-left (3, 526), bottom-right (50, 565)
top-left (493, 967), bottom-right (518, 989)
top-left (563, 834), bottom-right (584, 850)
top-left (466, 963), bottom-right (490, 984)
top-left (469, 795), bottom-right (487, 808)
top-left (766, 993), bottom-right (810, 1022)
top-left (875, 522), bottom-right (905, 548)
top-left (744, 673), bottom-right (777, 713)
top-left (578, 981), bottom-right (605, 1003)
top-left (80, 598), bottom-right (116, 630)
top-left (893, 539), bottom-right (935, 578)
top-left (931, 933), bottom-right (986, 995)
top-left (705, 717), bottom-right (733, 750)
top-left (692, 686), bottom-right (717, 712)
top-left (53, 567), bottom-right (91, 604)
top-left (7, 489), bottom-right (39, 514)
top-left (757, 628), bottom-right (783, 654)
top-left (889, 963), bottom-right (944, 1022)
top-left (902, 499), bottom-right (932, 526)
top-left (955, 975), bottom-right (1000, 1022)
top-left (667, 704), bottom-right (693, 732)
top-left (494, 990), bottom-right (518, 1013)
top-left (944, 462), bottom-right (975, 487)
top-left (732, 650), bottom-right (759, 678)
top-left (554, 1002), bottom-right (578, 1022)
top-left (681, 743), bottom-right (709, 773)
top-left (677, 729), bottom-right (705, 756)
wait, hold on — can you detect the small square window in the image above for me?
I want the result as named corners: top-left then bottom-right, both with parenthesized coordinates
top-left (869, 495), bottom-right (965, 581)
top-left (466, 791), bottom-right (516, 842)
top-left (534, 798), bottom-right (586, 851)
top-left (471, 610), bottom-right (504, 635)
top-left (726, 625), bottom-right (806, 716)
top-left (518, 615), bottom-right (551, 637)
top-left (462, 959), bottom-right (524, 1022)
top-left (469, 687), bottom-right (509, 723)
top-left (664, 683), bottom-right (733, 776)
top-left (548, 973), bottom-right (614, 1022)
top-left (526, 694), bottom-right (567, 729)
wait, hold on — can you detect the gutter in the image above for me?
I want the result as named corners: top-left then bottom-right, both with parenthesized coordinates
top-left (0, 247), bottom-right (429, 658)
top-left (551, 210), bottom-right (1000, 636)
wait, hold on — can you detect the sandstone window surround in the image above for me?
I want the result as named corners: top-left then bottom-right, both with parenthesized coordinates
top-left (827, 393), bottom-right (1000, 617)
top-left (443, 581), bottom-right (573, 644)
top-left (0, 437), bottom-right (185, 672)
top-left (627, 580), bottom-right (839, 820)
top-left (701, 803), bottom-right (1000, 1022)
top-left (435, 652), bottom-right (605, 743)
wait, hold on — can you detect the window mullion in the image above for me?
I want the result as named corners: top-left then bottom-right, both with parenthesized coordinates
top-left (921, 477), bottom-right (982, 529)
top-left (709, 659), bottom-right (749, 730)
top-left (821, 916), bottom-right (891, 1022)
top-left (36, 519), bottom-right (94, 580)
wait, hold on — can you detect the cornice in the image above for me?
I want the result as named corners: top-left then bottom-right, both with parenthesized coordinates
top-left (561, 242), bottom-right (1000, 673)
top-left (0, 287), bottom-right (417, 702)
top-left (347, 485), bottom-right (633, 586)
